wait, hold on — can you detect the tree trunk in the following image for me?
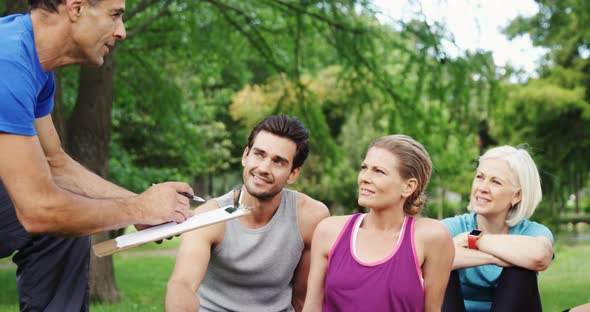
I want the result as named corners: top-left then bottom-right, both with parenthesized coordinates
top-left (51, 68), bottom-right (67, 144)
top-left (193, 175), bottom-right (206, 198)
top-left (574, 187), bottom-right (582, 214)
top-left (66, 53), bottom-right (120, 303)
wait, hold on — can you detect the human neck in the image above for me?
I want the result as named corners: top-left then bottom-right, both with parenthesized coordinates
top-left (31, 9), bottom-right (79, 71)
top-left (476, 214), bottom-right (509, 234)
top-left (363, 208), bottom-right (405, 232)
top-left (238, 187), bottom-right (283, 228)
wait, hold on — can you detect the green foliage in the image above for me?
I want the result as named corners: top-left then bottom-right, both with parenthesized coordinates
top-left (495, 0), bottom-right (590, 219)
top-left (80, 0), bottom-right (504, 212)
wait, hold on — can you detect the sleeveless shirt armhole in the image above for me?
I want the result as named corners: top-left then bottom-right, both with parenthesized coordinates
top-left (409, 217), bottom-right (425, 290)
top-left (327, 214), bottom-right (358, 262)
top-left (290, 190), bottom-right (305, 252)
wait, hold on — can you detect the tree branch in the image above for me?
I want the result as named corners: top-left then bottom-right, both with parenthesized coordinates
top-left (203, 0), bottom-right (289, 74)
top-left (266, 0), bottom-right (364, 34)
top-left (127, 0), bottom-right (173, 38)
top-left (125, 0), bottom-right (160, 22)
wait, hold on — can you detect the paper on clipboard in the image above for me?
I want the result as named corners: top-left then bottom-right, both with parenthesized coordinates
top-left (92, 205), bottom-right (250, 257)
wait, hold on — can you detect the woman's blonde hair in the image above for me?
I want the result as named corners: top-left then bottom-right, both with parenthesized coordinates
top-left (368, 135), bottom-right (432, 215)
top-left (473, 145), bottom-right (542, 226)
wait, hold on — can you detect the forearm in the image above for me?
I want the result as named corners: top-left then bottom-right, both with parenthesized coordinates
top-left (165, 280), bottom-right (199, 312)
top-left (477, 234), bottom-right (553, 271)
top-left (452, 247), bottom-right (499, 270)
top-left (14, 183), bottom-right (139, 235)
top-left (48, 152), bottom-right (134, 198)
top-left (2, 132), bottom-right (192, 235)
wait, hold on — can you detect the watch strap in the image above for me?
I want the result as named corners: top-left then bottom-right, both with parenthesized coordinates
top-left (468, 233), bottom-right (480, 250)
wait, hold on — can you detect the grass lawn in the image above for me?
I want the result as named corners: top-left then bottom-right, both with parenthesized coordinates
top-left (0, 239), bottom-right (588, 311)
top-left (540, 243), bottom-right (590, 311)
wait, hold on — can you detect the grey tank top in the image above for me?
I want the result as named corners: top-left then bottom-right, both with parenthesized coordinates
top-left (198, 189), bottom-right (304, 312)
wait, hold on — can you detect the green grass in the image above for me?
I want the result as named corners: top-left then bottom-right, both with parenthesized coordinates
top-left (0, 241), bottom-right (589, 311)
top-left (539, 243), bottom-right (590, 311)
top-left (0, 253), bottom-right (177, 311)
top-left (92, 256), bottom-right (176, 311)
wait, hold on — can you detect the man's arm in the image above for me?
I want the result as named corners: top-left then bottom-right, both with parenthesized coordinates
top-left (292, 194), bottom-right (330, 311)
top-left (166, 203), bottom-right (223, 312)
top-left (420, 219), bottom-right (455, 312)
top-left (0, 117), bottom-right (192, 235)
top-left (35, 115), bottom-right (134, 198)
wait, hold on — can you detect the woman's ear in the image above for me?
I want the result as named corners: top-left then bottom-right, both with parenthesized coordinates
top-left (512, 189), bottom-right (522, 207)
top-left (402, 178), bottom-right (418, 198)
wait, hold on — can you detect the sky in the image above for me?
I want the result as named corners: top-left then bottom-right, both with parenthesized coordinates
top-left (372, 0), bottom-right (547, 76)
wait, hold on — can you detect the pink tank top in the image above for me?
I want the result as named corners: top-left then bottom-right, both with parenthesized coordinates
top-left (323, 213), bottom-right (424, 312)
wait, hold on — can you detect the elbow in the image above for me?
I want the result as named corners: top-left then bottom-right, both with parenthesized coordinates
top-left (14, 202), bottom-right (60, 234)
top-left (167, 278), bottom-right (192, 295)
top-left (18, 215), bottom-right (52, 234)
top-left (166, 279), bottom-right (179, 292)
top-left (531, 246), bottom-right (553, 271)
top-left (532, 253), bottom-right (552, 271)
top-left (18, 214), bottom-right (55, 234)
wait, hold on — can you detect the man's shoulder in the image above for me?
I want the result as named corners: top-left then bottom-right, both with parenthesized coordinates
top-left (180, 200), bottom-right (225, 244)
top-left (0, 14), bottom-right (32, 57)
top-left (295, 191), bottom-right (329, 220)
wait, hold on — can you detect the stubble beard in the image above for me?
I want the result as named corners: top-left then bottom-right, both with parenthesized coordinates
top-left (243, 174), bottom-right (282, 201)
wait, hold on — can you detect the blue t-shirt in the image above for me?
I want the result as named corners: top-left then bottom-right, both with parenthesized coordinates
top-left (442, 212), bottom-right (553, 312)
top-left (0, 14), bottom-right (55, 136)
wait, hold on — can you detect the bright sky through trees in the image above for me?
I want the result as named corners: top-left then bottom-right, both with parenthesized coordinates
top-left (373, 0), bottom-right (548, 76)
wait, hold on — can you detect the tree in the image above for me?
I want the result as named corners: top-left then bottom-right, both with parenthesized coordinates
top-left (497, 0), bottom-right (590, 225)
top-left (1, 0), bottom-right (506, 303)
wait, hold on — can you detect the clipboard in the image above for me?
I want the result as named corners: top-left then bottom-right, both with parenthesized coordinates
top-left (92, 205), bottom-right (251, 257)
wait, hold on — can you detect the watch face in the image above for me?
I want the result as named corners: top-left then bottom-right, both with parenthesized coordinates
top-left (470, 229), bottom-right (482, 236)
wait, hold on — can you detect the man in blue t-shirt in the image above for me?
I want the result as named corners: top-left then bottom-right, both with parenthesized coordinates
top-left (0, 1), bottom-right (194, 311)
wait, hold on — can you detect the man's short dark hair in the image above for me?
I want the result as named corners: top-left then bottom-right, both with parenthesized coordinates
top-left (29, 0), bottom-right (99, 13)
top-left (247, 115), bottom-right (310, 170)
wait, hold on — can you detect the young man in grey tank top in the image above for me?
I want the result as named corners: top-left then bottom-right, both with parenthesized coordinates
top-left (166, 115), bottom-right (330, 311)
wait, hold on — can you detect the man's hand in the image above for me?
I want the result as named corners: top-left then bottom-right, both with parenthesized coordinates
top-left (135, 182), bottom-right (195, 225)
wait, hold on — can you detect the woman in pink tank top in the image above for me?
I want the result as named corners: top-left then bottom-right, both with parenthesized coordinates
top-left (303, 135), bottom-right (455, 312)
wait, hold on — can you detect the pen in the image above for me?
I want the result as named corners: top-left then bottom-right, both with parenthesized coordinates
top-left (178, 191), bottom-right (206, 202)
top-left (151, 183), bottom-right (206, 202)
